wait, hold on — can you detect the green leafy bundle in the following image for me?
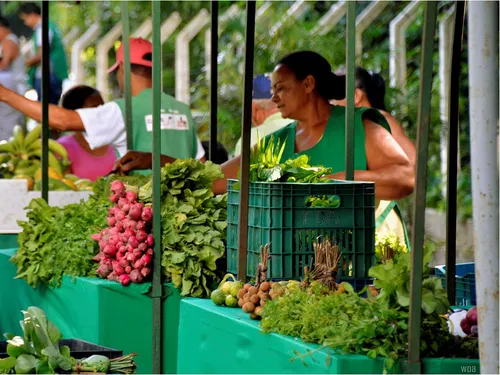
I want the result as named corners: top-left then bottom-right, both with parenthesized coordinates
top-left (11, 176), bottom-right (150, 288)
top-left (260, 246), bottom-right (477, 371)
top-left (0, 306), bottom-right (72, 374)
top-left (375, 233), bottom-right (408, 264)
top-left (139, 159), bottom-right (227, 297)
top-left (247, 136), bottom-right (332, 184)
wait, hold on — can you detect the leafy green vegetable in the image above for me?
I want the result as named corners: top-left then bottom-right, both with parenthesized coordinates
top-left (139, 159), bottom-right (227, 297)
top-left (375, 233), bottom-right (408, 264)
top-left (11, 175), bottom-right (149, 288)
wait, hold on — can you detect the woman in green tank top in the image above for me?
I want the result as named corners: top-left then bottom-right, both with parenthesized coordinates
top-left (115, 51), bottom-right (414, 203)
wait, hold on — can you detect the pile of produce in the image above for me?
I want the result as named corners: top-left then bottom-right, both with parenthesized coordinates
top-left (0, 125), bottom-right (92, 191)
top-left (258, 243), bottom-right (479, 371)
top-left (139, 159), bottom-right (227, 297)
top-left (91, 180), bottom-right (154, 286)
top-left (0, 306), bottom-right (136, 374)
top-left (210, 274), bottom-right (243, 308)
top-left (11, 175), bottom-right (149, 288)
top-left (375, 232), bottom-right (408, 264)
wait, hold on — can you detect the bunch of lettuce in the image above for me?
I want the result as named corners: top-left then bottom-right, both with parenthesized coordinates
top-left (139, 159), bottom-right (227, 297)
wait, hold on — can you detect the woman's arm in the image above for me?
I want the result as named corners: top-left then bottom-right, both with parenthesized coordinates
top-left (0, 85), bottom-right (85, 131)
top-left (330, 119), bottom-right (414, 200)
top-left (381, 110), bottom-right (416, 167)
top-left (0, 39), bottom-right (18, 70)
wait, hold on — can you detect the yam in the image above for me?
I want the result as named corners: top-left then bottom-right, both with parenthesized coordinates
top-left (237, 289), bottom-right (246, 299)
top-left (250, 294), bottom-right (260, 305)
top-left (244, 283), bottom-right (251, 291)
top-left (259, 281), bottom-right (270, 292)
top-left (248, 286), bottom-right (258, 295)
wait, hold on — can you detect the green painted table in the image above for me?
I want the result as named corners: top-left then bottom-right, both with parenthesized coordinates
top-left (0, 248), bottom-right (180, 374)
top-left (0, 234), bottom-right (17, 250)
top-left (177, 298), bottom-right (480, 374)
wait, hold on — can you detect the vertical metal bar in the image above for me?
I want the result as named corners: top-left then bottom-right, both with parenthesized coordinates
top-left (468, 2), bottom-right (499, 373)
top-left (345, 1), bottom-right (356, 181)
top-left (209, 1), bottom-right (219, 161)
top-left (151, 1), bottom-right (163, 374)
top-left (445, 0), bottom-right (465, 307)
top-left (407, 3), bottom-right (438, 374)
top-left (121, 2), bottom-right (133, 151)
top-left (237, 0), bottom-right (256, 280)
top-left (41, 1), bottom-right (50, 202)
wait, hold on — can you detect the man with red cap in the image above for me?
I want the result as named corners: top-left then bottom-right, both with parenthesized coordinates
top-left (0, 38), bottom-right (205, 160)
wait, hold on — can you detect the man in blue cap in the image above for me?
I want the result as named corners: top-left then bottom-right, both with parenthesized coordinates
top-left (233, 74), bottom-right (291, 156)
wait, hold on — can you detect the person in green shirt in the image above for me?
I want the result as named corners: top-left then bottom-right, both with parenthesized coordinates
top-left (115, 51), bottom-right (414, 203)
top-left (0, 38), bottom-right (204, 161)
top-left (19, 2), bottom-right (68, 105)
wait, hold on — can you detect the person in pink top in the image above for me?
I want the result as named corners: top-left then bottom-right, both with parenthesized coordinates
top-left (57, 85), bottom-right (117, 181)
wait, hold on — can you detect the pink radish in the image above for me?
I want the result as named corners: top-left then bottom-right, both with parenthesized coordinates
top-left (128, 236), bottom-right (139, 249)
top-left (146, 248), bottom-right (154, 256)
top-left (129, 269), bottom-right (143, 283)
top-left (125, 266), bottom-right (132, 274)
top-left (107, 271), bottom-right (119, 281)
top-left (91, 233), bottom-right (102, 241)
top-left (126, 243), bottom-right (135, 253)
top-left (118, 198), bottom-right (128, 209)
top-left (136, 230), bottom-right (147, 243)
top-left (103, 245), bottom-right (117, 257)
top-left (124, 220), bottom-right (137, 231)
top-left (109, 194), bottom-right (119, 203)
top-left (141, 207), bottom-right (152, 223)
top-left (129, 205), bottom-right (142, 221)
top-left (116, 252), bottom-right (124, 261)
top-left (119, 274), bottom-right (131, 286)
top-left (126, 253), bottom-right (137, 263)
top-left (111, 180), bottom-right (125, 196)
top-left (115, 210), bottom-right (126, 221)
top-left (92, 253), bottom-right (102, 262)
top-left (146, 235), bottom-right (154, 247)
top-left (126, 191), bottom-right (137, 203)
top-left (115, 221), bottom-right (124, 233)
top-left (141, 267), bottom-right (151, 278)
top-left (119, 258), bottom-right (129, 268)
top-left (141, 254), bottom-right (152, 266)
top-left (118, 245), bottom-right (127, 253)
top-left (137, 221), bottom-right (146, 231)
top-left (138, 243), bottom-right (147, 252)
top-left (122, 203), bottom-right (131, 213)
top-left (123, 229), bottom-right (135, 239)
top-left (114, 265), bottom-right (125, 276)
top-left (133, 249), bottom-right (143, 258)
top-left (133, 259), bottom-right (144, 269)
top-left (107, 216), bottom-right (117, 227)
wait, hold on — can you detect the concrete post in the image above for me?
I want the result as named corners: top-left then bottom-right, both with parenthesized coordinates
top-left (63, 26), bottom-right (80, 48)
top-left (175, 9), bottom-right (210, 104)
top-left (271, 0), bottom-right (310, 36)
top-left (355, 1), bottom-right (388, 59)
top-left (468, 2), bottom-right (499, 374)
top-left (389, 1), bottom-right (422, 90)
top-left (311, 1), bottom-right (348, 36)
top-left (96, 22), bottom-right (122, 100)
top-left (71, 24), bottom-right (101, 85)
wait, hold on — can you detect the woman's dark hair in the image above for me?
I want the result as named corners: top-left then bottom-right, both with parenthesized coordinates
top-left (276, 51), bottom-right (345, 101)
top-left (18, 3), bottom-right (41, 16)
top-left (335, 66), bottom-right (387, 111)
top-left (354, 67), bottom-right (387, 111)
top-left (60, 85), bottom-right (103, 110)
top-left (201, 141), bottom-right (229, 165)
top-left (0, 17), bottom-right (11, 29)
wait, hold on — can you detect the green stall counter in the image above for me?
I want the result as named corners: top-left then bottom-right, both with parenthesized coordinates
top-left (0, 234), bottom-right (18, 249)
top-left (0, 248), bottom-right (179, 374)
top-left (177, 298), bottom-right (480, 374)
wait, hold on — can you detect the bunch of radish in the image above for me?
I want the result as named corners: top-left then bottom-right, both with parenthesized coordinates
top-left (91, 180), bottom-right (154, 286)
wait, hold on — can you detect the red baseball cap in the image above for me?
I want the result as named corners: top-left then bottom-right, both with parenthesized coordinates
top-left (107, 38), bottom-right (153, 74)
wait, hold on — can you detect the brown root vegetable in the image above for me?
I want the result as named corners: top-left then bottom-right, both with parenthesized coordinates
top-left (237, 289), bottom-right (246, 299)
top-left (248, 286), bottom-right (258, 295)
top-left (250, 294), bottom-right (260, 305)
top-left (260, 299), bottom-right (267, 307)
top-left (259, 281), bottom-right (270, 292)
top-left (244, 283), bottom-right (251, 291)
top-left (257, 290), bottom-right (265, 298)
top-left (250, 312), bottom-right (260, 320)
top-left (269, 290), bottom-right (277, 300)
top-left (369, 285), bottom-right (379, 297)
top-left (242, 302), bottom-right (256, 313)
top-left (242, 294), bottom-right (251, 304)
top-left (255, 306), bottom-right (263, 317)
top-left (238, 298), bottom-right (245, 307)
top-left (261, 293), bottom-right (270, 302)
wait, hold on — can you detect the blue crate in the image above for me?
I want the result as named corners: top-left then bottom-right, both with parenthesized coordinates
top-left (435, 263), bottom-right (476, 306)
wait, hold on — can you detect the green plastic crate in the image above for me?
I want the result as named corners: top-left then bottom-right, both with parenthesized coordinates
top-left (227, 179), bottom-right (376, 282)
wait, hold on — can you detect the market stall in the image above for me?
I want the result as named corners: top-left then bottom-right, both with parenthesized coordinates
top-left (0, 248), bottom-right (180, 374)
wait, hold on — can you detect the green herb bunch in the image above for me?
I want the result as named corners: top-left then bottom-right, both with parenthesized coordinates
top-left (139, 159), bottom-right (227, 297)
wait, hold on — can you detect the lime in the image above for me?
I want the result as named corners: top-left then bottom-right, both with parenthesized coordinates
top-left (220, 281), bottom-right (233, 295)
top-left (225, 295), bottom-right (238, 308)
top-left (210, 289), bottom-right (226, 306)
top-left (230, 281), bottom-right (243, 298)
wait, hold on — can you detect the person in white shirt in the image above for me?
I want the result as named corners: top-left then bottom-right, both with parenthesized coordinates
top-left (0, 38), bottom-right (205, 161)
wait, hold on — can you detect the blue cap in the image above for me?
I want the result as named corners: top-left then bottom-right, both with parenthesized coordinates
top-left (252, 74), bottom-right (272, 99)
